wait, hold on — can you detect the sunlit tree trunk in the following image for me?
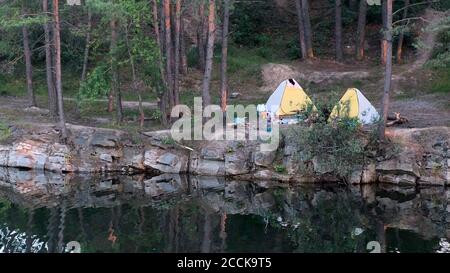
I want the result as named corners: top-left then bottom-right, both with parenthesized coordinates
top-left (396, 0), bottom-right (410, 64)
top-left (201, 0), bottom-right (216, 108)
top-left (43, 0), bottom-right (57, 117)
top-left (335, 0), bottom-right (343, 62)
top-left (53, 0), bottom-right (67, 140)
top-left (356, 0), bottom-right (367, 60)
top-left (295, 0), bottom-right (307, 59)
top-left (379, 0), bottom-right (393, 141)
top-left (220, 0), bottom-right (230, 112)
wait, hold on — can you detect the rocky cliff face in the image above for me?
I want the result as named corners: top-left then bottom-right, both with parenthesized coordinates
top-left (0, 124), bottom-right (448, 186)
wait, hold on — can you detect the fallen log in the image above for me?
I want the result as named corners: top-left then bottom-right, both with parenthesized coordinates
top-left (386, 112), bottom-right (409, 127)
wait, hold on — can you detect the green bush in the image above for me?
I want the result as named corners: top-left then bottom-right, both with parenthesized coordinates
top-left (298, 117), bottom-right (368, 179)
top-left (0, 122), bottom-right (11, 142)
top-left (274, 164), bottom-right (286, 173)
top-left (77, 64), bottom-right (110, 107)
top-left (296, 98), bottom-right (375, 180)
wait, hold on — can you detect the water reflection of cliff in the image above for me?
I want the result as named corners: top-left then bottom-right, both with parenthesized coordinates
top-left (0, 167), bottom-right (449, 253)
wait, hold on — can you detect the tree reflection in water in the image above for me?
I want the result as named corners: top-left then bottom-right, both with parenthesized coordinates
top-left (0, 168), bottom-right (449, 253)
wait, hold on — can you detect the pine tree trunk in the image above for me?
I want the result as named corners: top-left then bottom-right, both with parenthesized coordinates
top-left (152, 0), bottom-right (168, 126)
top-left (110, 19), bottom-right (123, 123)
top-left (81, 7), bottom-right (92, 83)
top-left (22, 24), bottom-right (36, 107)
top-left (201, 0), bottom-right (216, 108)
top-left (396, 0), bottom-right (410, 64)
top-left (379, 0), bottom-right (393, 141)
top-left (295, 0), bottom-right (307, 60)
top-left (301, 0), bottom-right (314, 58)
top-left (356, 0), bottom-right (367, 60)
top-left (381, 0), bottom-right (388, 65)
top-left (43, 0), bottom-right (57, 117)
top-left (197, 2), bottom-right (206, 70)
top-left (52, 0), bottom-right (67, 140)
top-left (220, 0), bottom-right (230, 112)
top-left (163, 0), bottom-right (174, 108)
top-left (180, 16), bottom-right (188, 74)
top-left (173, 0), bottom-right (182, 106)
top-left (124, 25), bottom-right (144, 128)
top-left (335, 0), bottom-right (343, 62)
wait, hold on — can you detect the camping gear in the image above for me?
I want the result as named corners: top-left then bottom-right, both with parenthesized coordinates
top-left (265, 79), bottom-right (317, 117)
top-left (257, 104), bottom-right (267, 120)
top-left (329, 88), bottom-right (380, 125)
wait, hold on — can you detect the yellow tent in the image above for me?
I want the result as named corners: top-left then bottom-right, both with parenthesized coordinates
top-left (265, 79), bottom-right (317, 117)
top-left (329, 88), bottom-right (380, 124)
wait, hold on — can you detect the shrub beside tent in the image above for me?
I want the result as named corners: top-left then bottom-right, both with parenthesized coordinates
top-left (329, 88), bottom-right (380, 125)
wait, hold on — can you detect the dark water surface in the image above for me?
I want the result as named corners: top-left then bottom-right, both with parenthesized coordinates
top-left (0, 168), bottom-right (449, 253)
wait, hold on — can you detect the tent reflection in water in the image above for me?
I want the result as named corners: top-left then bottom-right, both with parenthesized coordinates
top-left (265, 79), bottom-right (317, 121)
top-left (329, 88), bottom-right (380, 125)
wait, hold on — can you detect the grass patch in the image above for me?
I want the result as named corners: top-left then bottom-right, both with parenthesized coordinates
top-left (226, 45), bottom-right (271, 76)
top-left (430, 69), bottom-right (450, 94)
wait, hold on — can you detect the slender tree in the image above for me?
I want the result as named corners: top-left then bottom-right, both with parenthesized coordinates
top-left (396, 0), bottom-right (410, 63)
top-left (124, 25), bottom-right (144, 128)
top-left (335, 0), bottom-right (343, 61)
top-left (43, 0), bottom-right (57, 117)
top-left (80, 7), bottom-right (92, 83)
top-left (381, 0), bottom-right (388, 64)
top-left (201, 0), bottom-right (216, 108)
top-left (220, 0), bottom-right (230, 112)
top-left (110, 18), bottom-right (123, 123)
top-left (356, 0), bottom-right (367, 60)
top-left (301, 0), bottom-right (314, 58)
top-left (197, 2), bottom-right (206, 70)
top-left (52, 0), bottom-right (67, 140)
top-left (295, 0), bottom-right (307, 59)
top-left (152, 0), bottom-right (168, 125)
top-left (180, 16), bottom-right (188, 74)
top-left (108, 16), bottom-right (115, 113)
top-left (173, 0), bottom-right (182, 106)
top-left (379, 0), bottom-right (393, 141)
top-left (21, 7), bottom-right (36, 107)
top-left (163, 0), bottom-right (174, 108)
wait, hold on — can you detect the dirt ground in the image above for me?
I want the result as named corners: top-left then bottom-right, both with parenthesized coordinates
top-left (1, 61), bottom-right (449, 130)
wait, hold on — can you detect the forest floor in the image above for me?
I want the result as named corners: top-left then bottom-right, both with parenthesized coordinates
top-left (0, 57), bottom-right (449, 134)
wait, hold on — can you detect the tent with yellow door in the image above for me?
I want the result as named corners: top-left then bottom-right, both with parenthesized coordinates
top-left (265, 79), bottom-right (316, 117)
top-left (329, 88), bottom-right (380, 125)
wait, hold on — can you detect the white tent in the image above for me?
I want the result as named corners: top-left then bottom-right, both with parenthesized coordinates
top-left (329, 88), bottom-right (380, 125)
top-left (265, 79), bottom-right (316, 117)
